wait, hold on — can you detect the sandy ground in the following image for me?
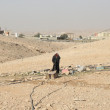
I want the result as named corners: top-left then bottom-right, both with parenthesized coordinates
top-left (0, 36), bottom-right (110, 74)
top-left (0, 35), bottom-right (110, 110)
top-left (0, 71), bottom-right (110, 110)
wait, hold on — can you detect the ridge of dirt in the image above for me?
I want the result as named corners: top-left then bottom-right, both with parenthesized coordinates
top-left (0, 35), bottom-right (74, 63)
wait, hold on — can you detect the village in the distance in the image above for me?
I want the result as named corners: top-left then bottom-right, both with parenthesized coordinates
top-left (1, 26), bottom-right (110, 41)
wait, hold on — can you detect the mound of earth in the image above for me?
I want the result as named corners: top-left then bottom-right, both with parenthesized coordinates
top-left (0, 35), bottom-right (73, 63)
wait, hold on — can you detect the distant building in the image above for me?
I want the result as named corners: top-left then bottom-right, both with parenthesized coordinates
top-left (96, 32), bottom-right (110, 37)
top-left (15, 33), bottom-right (18, 38)
top-left (38, 33), bottom-right (76, 40)
top-left (4, 30), bottom-right (9, 36)
top-left (40, 35), bottom-right (47, 39)
top-left (90, 30), bottom-right (110, 40)
top-left (66, 33), bottom-right (75, 39)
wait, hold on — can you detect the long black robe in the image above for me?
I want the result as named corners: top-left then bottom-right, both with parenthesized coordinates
top-left (52, 54), bottom-right (60, 73)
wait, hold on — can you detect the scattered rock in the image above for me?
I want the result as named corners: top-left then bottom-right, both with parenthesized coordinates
top-left (24, 78), bottom-right (28, 81)
top-left (0, 73), bottom-right (9, 77)
top-left (10, 79), bottom-right (16, 82)
top-left (86, 67), bottom-right (91, 71)
top-left (46, 103), bottom-right (51, 107)
top-left (43, 76), bottom-right (46, 79)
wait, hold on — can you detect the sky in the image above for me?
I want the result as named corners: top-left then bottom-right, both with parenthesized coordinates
top-left (0, 0), bottom-right (110, 33)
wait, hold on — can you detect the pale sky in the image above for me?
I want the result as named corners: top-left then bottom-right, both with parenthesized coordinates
top-left (0, 0), bottom-right (110, 33)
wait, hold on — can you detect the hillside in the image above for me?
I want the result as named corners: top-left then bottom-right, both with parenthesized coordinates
top-left (0, 36), bottom-right (110, 74)
top-left (0, 36), bottom-right (110, 110)
top-left (0, 35), bottom-right (73, 63)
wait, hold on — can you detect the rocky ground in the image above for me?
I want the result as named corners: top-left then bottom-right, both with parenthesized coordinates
top-left (0, 71), bottom-right (110, 110)
top-left (0, 35), bottom-right (110, 110)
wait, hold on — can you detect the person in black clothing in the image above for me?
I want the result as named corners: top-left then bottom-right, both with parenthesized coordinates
top-left (52, 53), bottom-right (60, 73)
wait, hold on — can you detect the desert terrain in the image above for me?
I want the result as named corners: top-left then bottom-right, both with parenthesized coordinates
top-left (0, 35), bottom-right (110, 110)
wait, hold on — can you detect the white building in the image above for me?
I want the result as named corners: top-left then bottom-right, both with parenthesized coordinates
top-left (90, 30), bottom-right (110, 40)
top-left (66, 33), bottom-right (75, 39)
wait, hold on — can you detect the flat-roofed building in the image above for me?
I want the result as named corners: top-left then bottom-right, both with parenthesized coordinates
top-left (66, 33), bottom-right (75, 39)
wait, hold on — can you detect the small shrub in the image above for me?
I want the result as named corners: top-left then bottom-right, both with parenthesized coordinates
top-left (34, 33), bottom-right (40, 37)
top-left (18, 34), bottom-right (25, 38)
top-left (58, 34), bottom-right (68, 40)
top-left (79, 35), bottom-right (83, 39)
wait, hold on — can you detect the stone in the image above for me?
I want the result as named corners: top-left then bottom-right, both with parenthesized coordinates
top-left (0, 73), bottom-right (9, 77)
top-left (24, 78), bottom-right (28, 81)
top-left (86, 67), bottom-right (91, 71)
top-left (46, 104), bottom-right (51, 107)
top-left (43, 76), bottom-right (46, 79)
top-left (10, 79), bottom-right (16, 82)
